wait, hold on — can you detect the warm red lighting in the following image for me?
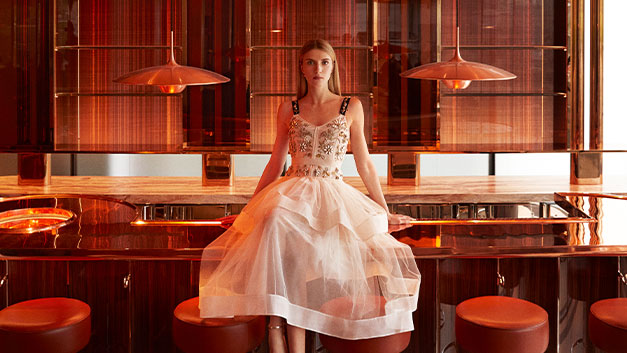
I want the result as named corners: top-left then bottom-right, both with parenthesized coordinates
top-left (442, 79), bottom-right (471, 90)
top-left (0, 207), bottom-right (76, 233)
top-left (114, 32), bottom-right (229, 94)
top-left (159, 85), bottom-right (186, 94)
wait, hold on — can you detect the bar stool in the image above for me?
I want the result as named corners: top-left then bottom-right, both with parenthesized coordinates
top-left (588, 298), bottom-right (627, 353)
top-left (0, 297), bottom-right (91, 353)
top-left (172, 297), bottom-right (265, 353)
top-left (318, 296), bottom-right (411, 353)
top-left (455, 296), bottom-right (549, 353)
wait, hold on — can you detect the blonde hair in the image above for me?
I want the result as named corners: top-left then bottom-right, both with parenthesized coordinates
top-left (297, 39), bottom-right (341, 99)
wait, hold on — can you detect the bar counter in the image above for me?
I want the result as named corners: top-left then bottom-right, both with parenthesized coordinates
top-left (1, 175), bottom-right (627, 353)
top-left (1, 175), bottom-right (627, 257)
top-left (2, 175), bottom-right (627, 204)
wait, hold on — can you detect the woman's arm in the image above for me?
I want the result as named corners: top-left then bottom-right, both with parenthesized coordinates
top-left (349, 99), bottom-right (412, 224)
top-left (252, 101), bottom-right (292, 196)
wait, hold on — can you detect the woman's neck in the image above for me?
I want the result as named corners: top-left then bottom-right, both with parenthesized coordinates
top-left (303, 86), bottom-right (335, 105)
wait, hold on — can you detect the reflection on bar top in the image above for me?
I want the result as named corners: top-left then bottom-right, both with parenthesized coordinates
top-left (0, 193), bottom-right (626, 258)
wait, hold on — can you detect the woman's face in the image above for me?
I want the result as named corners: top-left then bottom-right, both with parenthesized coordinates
top-left (300, 49), bottom-right (334, 88)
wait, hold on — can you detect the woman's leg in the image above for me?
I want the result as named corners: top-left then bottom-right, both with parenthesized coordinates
top-left (286, 324), bottom-right (306, 353)
top-left (268, 316), bottom-right (287, 353)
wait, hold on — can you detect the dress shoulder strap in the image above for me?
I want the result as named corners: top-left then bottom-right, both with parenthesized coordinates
top-left (339, 97), bottom-right (351, 115)
top-left (291, 100), bottom-right (300, 115)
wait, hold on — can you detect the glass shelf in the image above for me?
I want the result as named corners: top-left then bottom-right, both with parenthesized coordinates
top-left (250, 92), bottom-right (373, 97)
top-left (442, 92), bottom-right (567, 98)
top-left (55, 45), bottom-right (181, 50)
top-left (250, 45), bottom-right (372, 50)
top-left (55, 92), bottom-right (180, 97)
top-left (441, 45), bottom-right (567, 51)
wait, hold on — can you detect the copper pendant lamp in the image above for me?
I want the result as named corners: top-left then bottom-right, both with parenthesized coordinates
top-left (400, 0), bottom-right (515, 89)
top-left (113, 1), bottom-right (229, 93)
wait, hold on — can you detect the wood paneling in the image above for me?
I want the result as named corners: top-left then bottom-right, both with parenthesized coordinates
top-left (621, 256), bottom-right (627, 298)
top-left (7, 260), bottom-right (69, 303)
top-left (0, 255), bottom-right (622, 353)
top-left (0, 0), bottom-right (53, 151)
top-left (69, 260), bottom-right (131, 353)
top-left (559, 257), bottom-right (618, 353)
top-left (438, 258), bottom-right (498, 352)
top-left (131, 260), bottom-right (193, 353)
top-left (0, 260), bottom-right (6, 309)
top-left (439, 258), bottom-right (498, 306)
top-left (412, 259), bottom-right (437, 353)
top-left (191, 260), bottom-right (201, 298)
top-left (499, 258), bottom-right (559, 353)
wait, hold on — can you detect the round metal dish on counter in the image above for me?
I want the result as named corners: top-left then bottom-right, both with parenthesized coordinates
top-left (0, 208), bottom-right (76, 234)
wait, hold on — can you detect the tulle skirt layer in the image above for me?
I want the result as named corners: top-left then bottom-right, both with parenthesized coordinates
top-left (199, 176), bottom-right (421, 340)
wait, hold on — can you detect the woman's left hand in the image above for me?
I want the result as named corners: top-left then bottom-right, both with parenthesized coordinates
top-left (387, 213), bottom-right (414, 233)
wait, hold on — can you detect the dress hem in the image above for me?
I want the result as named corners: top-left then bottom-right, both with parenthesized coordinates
top-left (199, 294), bottom-right (417, 340)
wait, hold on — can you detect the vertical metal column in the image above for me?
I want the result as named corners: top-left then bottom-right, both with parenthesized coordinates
top-left (201, 152), bottom-right (234, 186)
top-left (571, 0), bottom-right (603, 185)
top-left (18, 153), bottom-right (51, 186)
top-left (387, 152), bottom-right (420, 185)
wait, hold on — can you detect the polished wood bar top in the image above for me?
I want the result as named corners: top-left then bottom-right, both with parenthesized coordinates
top-left (1, 175), bottom-right (627, 204)
top-left (2, 177), bottom-right (627, 259)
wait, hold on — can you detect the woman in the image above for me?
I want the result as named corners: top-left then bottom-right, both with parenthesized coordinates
top-left (199, 39), bottom-right (420, 353)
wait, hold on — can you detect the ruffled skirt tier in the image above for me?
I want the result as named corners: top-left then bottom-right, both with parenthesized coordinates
top-left (199, 176), bottom-right (420, 340)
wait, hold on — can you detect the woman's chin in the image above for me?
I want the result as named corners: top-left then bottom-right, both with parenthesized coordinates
top-left (307, 80), bottom-right (328, 87)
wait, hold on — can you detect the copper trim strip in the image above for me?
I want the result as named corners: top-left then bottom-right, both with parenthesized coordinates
top-left (131, 220), bottom-right (223, 226)
top-left (590, 0), bottom-right (603, 151)
top-left (408, 218), bottom-right (594, 226)
top-left (130, 217), bottom-right (593, 227)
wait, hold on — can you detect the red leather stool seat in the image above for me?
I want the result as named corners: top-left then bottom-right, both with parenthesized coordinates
top-left (172, 297), bottom-right (265, 353)
top-left (0, 297), bottom-right (91, 353)
top-left (455, 296), bottom-right (549, 353)
top-left (588, 298), bottom-right (627, 353)
top-left (318, 296), bottom-right (411, 353)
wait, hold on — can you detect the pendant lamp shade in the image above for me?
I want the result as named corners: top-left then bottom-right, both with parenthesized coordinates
top-left (114, 32), bottom-right (229, 93)
top-left (400, 3), bottom-right (516, 89)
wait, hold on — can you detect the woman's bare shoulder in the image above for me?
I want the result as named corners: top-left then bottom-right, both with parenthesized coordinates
top-left (345, 96), bottom-right (364, 123)
top-left (346, 96), bottom-right (362, 106)
top-left (278, 99), bottom-right (296, 113)
top-left (277, 100), bottom-right (296, 125)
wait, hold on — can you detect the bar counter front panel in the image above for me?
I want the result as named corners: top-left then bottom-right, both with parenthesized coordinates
top-left (1, 186), bottom-right (627, 353)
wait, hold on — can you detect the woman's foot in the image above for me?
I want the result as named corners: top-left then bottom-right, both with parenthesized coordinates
top-left (268, 317), bottom-right (287, 353)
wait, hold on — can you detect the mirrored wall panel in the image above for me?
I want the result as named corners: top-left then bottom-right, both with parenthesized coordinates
top-left (0, 0), bottom-right (609, 153)
top-left (438, 0), bottom-right (569, 152)
top-left (54, 0), bottom-right (184, 152)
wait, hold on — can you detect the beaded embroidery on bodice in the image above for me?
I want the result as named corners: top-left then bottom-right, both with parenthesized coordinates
top-left (286, 98), bottom-right (350, 179)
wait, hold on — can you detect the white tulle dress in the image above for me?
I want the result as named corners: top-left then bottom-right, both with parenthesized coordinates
top-left (199, 97), bottom-right (420, 340)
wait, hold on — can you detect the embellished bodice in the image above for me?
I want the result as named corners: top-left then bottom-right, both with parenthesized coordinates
top-left (286, 98), bottom-right (350, 180)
